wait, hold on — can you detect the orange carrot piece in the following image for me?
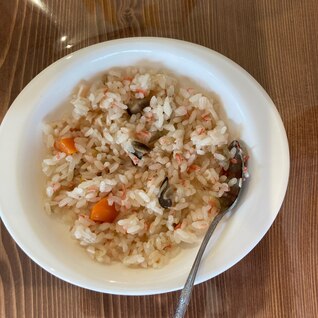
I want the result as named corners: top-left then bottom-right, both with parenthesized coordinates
top-left (55, 138), bottom-right (77, 155)
top-left (90, 198), bottom-right (118, 223)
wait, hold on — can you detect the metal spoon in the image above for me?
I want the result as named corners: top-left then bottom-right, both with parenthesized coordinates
top-left (174, 140), bottom-right (248, 318)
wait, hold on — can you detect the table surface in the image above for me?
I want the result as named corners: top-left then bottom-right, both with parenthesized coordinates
top-left (1, 1), bottom-right (318, 317)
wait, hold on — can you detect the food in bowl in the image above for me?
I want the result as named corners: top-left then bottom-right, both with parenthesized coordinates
top-left (42, 67), bottom-right (236, 268)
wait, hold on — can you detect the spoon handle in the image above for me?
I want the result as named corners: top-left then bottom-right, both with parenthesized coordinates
top-left (174, 210), bottom-right (227, 318)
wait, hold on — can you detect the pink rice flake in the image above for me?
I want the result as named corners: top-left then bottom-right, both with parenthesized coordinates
top-left (243, 166), bottom-right (249, 178)
top-left (121, 201), bottom-right (131, 210)
top-left (131, 155), bottom-right (140, 166)
top-left (198, 127), bottom-right (206, 135)
top-left (183, 110), bottom-right (191, 119)
top-left (87, 186), bottom-right (99, 192)
top-left (192, 221), bottom-right (208, 230)
top-left (174, 223), bottom-right (181, 230)
top-left (52, 182), bottom-right (61, 192)
top-left (201, 112), bottom-right (211, 121)
top-left (145, 112), bottom-right (153, 118)
top-left (121, 184), bottom-right (127, 200)
top-left (209, 206), bottom-right (218, 216)
top-left (187, 164), bottom-right (200, 173)
top-left (178, 173), bottom-right (186, 184)
top-left (208, 199), bottom-right (218, 208)
top-left (145, 112), bottom-right (154, 122)
top-left (144, 222), bottom-right (150, 231)
top-left (123, 76), bottom-right (133, 82)
top-left (61, 181), bottom-right (75, 191)
top-left (135, 88), bottom-right (148, 96)
top-left (135, 130), bottom-right (151, 142)
top-left (181, 220), bottom-right (188, 229)
top-left (70, 127), bottom-right (80, 132)
top-left (175, 153), bottom-right (184, 165)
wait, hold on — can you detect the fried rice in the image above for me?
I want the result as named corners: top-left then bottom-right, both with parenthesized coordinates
top-left (42, 67), bottom-right (234, 268)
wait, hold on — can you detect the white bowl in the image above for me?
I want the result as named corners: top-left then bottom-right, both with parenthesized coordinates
top-left (0, 38), bottom-right (289, 295)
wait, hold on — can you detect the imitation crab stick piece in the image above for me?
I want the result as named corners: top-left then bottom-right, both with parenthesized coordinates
top-left (90, 197), bottom-right (119, 223)
top-left (187, 164), bottom-right (200, 173)
top-left (174, 223), bottom-right (181, 230)
top-left (55, 137), bottom-right (77, 155)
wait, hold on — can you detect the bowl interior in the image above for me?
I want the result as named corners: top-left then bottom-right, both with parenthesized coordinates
top-left (0, 38), bottom-right (289, 294)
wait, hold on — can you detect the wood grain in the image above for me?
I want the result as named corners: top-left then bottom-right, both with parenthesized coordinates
top-left (1, 0), bottom-right (318, 317)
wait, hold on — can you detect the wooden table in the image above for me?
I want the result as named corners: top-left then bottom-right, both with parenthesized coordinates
top-left (1, 1), bottom-right (317, 317)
